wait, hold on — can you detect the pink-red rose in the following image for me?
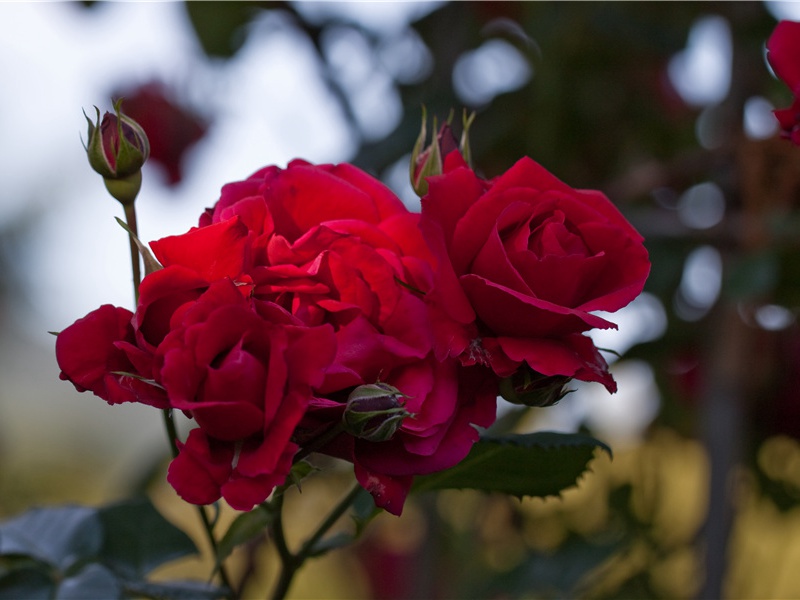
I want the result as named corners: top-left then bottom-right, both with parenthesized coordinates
top-left (420, 153), bottom-right (650, 392)
top-left (767, 20), bottom-right (800, 145)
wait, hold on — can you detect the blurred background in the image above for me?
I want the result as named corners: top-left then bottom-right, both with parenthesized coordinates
top-left (2, 1), bottom-right (800, 598)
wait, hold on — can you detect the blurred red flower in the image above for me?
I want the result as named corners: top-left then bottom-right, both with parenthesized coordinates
top-left (114, 81), bottom-right (208, 185)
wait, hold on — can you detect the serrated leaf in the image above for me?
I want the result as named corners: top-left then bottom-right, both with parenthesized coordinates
top-left (412, 432), bottom-right (610, 499)
top-left (215, 504), bottom-right (273, 564)
top-left (97, 497), bottom-right (197, 579)
top-left (121, 579), bottom-right (227, 600)
top-left (0, 506), bottom-right (102, 571)
top-left (56, 564), bottom-right (121, 600)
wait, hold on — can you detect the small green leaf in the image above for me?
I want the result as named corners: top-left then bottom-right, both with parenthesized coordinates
top-left (351, 488), bottom-right (380, 537)
top-left (215, 505), bottom-right (273, 564)
top-left (413, 432), bottom-right (611, 499)
top-left (98, 497), bottom-right (197, 579)
top-left (0, 506), bottom-right (102, 571)
top-left (273, 460), bottom-right (319, 497)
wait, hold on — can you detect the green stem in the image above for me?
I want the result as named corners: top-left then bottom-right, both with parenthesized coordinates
top-left (161, 409), bottom-right (179, 459)
top-left (269, 483), bottom-right (363, 600)
top-left (161, 409), bottom-right (235, 598)
top-left (122, 203), bottom-right (141, 305)
top-left (121, 203), bottom-right (232, 598)
top-left (297, 483), bottom-right (362, 559)
top-left (291, 423), bottom-right (344, 465)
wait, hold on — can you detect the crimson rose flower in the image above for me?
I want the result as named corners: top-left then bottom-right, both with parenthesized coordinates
top-left (160, 279), bottom-right (336, 510)
top-left (420, 152), bottom-right (650, 392)
top-left (56, 304), bottom-right (167, 408)
top-left (767, 20), bottom-right (800, 145)
top-left (57, 271), bottom-right (336, 511)
top-left (200, 159), bottom-right (498, 513)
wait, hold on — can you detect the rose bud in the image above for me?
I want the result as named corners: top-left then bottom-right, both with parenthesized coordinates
top-left (342, 382), bottom-right (412, 443)
top-left (499, 365), bottom-right (573, 408)
top-left (84, 99), bottom-right (150, 205)
top-left (410, 108), bottom-right (474, 196)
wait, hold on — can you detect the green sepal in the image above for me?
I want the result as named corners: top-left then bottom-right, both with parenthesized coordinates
top-left (114, 216), bottom-right (163, 275)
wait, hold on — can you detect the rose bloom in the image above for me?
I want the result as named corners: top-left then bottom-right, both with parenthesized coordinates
top-left (420, 152), bottom-right (650, 392)
top-left (159, 280), bottom-right (336, 510)
top-left (57, 224), bottom-right (336, 510)
top-left (200, 160), bottom-right (498, 513)
top-left (767, 20), bottom-right (800, 145)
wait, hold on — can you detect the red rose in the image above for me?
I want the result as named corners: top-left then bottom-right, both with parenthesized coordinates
top-left (420, 153), bottom-right (650, 391)
top-left (201, 160), bottom-right (497, 513)
top-left (767, 21), bottom-right (800, 145)
top-left (58, 266), bottom-right (336, 510)
top-left (56, 304), bottom-right (167, 408)
top-left (160, 279), bottom-right (336, 510)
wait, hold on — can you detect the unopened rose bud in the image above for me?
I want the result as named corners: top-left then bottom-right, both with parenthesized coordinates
top-left (410, 108), bottom-right (475, 196)
top-left (342, 382), bottom-right (411, 443)
top-left (84, 99), bottom-right (150, 205)
top-left (499, 366), bottom-right (572, 408)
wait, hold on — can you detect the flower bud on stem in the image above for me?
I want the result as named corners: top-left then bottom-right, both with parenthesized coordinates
top-left (342, 382), bottom-right (412, 442)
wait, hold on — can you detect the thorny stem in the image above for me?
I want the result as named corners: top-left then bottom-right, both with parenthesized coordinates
top-left (269, 482), bottom-right (363, 600)
top-left (123, 201), bottom-right (234, 598)
top-left (122, 203), bottom-right (141, 305)
top-left (291, 422), bottom-right (345, 465)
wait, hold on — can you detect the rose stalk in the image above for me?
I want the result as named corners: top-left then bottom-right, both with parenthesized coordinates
top-left (82, 100), bottom-right (234, 595)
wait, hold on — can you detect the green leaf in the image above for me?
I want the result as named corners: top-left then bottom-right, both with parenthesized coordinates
top-left (350, 488), bottom-right (380, 537)
top-left (475, 534), bottom-right (623, 598)
top-left (0, 566), bottom-right (54, 600)
top-left (184, 2), bottom-right (260, 58)
top-left (412, 432), bottom-right (611, 499)
top-left (121, 579), bottom-right (227, 600)
top-left (56, 564), bottom-right (121, 600)
top-left (0, 506), bottom-right (102, 571)
top-left (273, 460), bottom-right (319, 498)
top-left (215, 504), bottom-right (274, 565)
top-left (97, 497), bottom-right (197, 579)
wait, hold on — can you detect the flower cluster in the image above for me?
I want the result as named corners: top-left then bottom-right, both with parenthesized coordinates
top-left (767, 20), bottom-right (800, 145)
top-left (57, 132), bottom-right (649, 515)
